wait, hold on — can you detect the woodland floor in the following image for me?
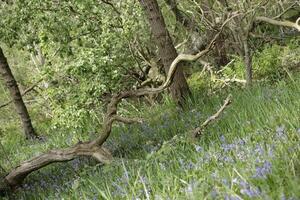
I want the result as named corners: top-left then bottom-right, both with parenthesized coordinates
top-left (0, 76), bottom-right (300, 199)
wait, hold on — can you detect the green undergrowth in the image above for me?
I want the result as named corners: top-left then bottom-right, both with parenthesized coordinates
top-left (0, 76), bottom-right (300, 199)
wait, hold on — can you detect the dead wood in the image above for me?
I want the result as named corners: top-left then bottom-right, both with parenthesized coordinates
top-left (191, 95), bottom-right (232, 138)
top-left (255, 16), bottom-right (300, 31)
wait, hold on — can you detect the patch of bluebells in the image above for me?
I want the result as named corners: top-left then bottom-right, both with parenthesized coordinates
top-left (253, 161), bottom-right (272, 179)
top-left (224, 194), bottom-right (241, 200)
top-left (233, 178), bottom-right (261, 198)
top-left (179, 158), bottom-right (196, 170)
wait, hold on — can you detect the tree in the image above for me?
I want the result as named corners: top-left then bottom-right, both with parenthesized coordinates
top-left (0, 47), bottom-right (37, 139)
top-left (139, 0), bottom-right (191, 106)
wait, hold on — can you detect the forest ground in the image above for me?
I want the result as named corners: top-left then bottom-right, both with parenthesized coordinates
top-left (0, 74), bottom-right (300, 200)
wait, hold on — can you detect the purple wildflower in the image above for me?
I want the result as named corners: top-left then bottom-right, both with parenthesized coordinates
top-left (224, 194), bottom-right (241, 200)
top-left (255, 145), bottom-right (264, 156)
top-left (240, 187), bottom-right (260, 197)
top-left (237, 138), bottom-right (246, 145)
top-left (222, 143), bottom-right (236, 152)
top-left (253, 161), bottom-right (272, 179)
top-left (220, 135), bottom-right (226, 143)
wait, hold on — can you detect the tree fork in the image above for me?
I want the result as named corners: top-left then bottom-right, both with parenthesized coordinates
top-left (139, 0), bottom-right (191, 106)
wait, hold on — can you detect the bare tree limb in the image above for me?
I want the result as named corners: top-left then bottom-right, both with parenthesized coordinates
top-left (191, 95), bottom-right (232, 138)
top-left (273, 2), bottom-right (298, 19)
top-left (255, 16), bottom-right (300, 31)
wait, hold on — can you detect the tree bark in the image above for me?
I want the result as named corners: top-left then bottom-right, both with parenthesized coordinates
top-left (243, 39), bottom-right (252, 86)
top-left (0, 47), bottom-right (37, 139)
top-left (139, 0), bottom-right (191, 106)
top-left (164, 0), bottom-right (193, 29)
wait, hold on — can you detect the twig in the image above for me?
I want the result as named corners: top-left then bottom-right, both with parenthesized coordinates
top-left (273, 2), bottom-right (298, 19)
top-left (0, 78), bottom-right (43, 109)
top-left (215, 78), bottom-right (246, 84)
top-left (191, 95), bottom-right (232, 137)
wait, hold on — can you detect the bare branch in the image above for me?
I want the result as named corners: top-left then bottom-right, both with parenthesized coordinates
top-left (4, 143), bottom-right (112, 188)
top-left (192, 95), bottom-right (232, 137)
top-left (273, 2), bottom-right (298, 19)
top-left (255, 16), bottom-right (300, 31)
top-left (0, 78), bottom-right (43, 109)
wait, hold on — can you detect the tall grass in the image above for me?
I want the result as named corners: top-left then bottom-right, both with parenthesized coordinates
top-left (0, 77), bottom-right (299, 199)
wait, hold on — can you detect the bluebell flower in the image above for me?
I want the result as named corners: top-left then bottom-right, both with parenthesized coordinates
top-left (240, 187), bottom-right (260, 197)
top-left (224, 194), bottom-right (241, 200)
top-left (211, 172), bottom-right (218, 179)
top-left (237, 138), bottom-right (246, 145)
top-left (220, 135), bottom-right (226, 143)
top-left (222, 143), bottom-right (236, 152)
top-left (255, 145), bottom-right (264, 156)
top-left (239, 180), bottom-right (249, 188)
top-left (253, 161), bottom-right (272, 179)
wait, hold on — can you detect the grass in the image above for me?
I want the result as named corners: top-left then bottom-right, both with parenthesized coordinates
top-left (0, 76), bottom-right (300, 199)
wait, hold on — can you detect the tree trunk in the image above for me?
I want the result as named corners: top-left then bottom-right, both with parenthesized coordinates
top-left (243, 39), bottom-right (252, 86)
top-left (139, 0), bottom-right (191, 106)
top-left (164, 0), bottom-right (193, 29)
top-left (0, 47), bottom-right (37, 139)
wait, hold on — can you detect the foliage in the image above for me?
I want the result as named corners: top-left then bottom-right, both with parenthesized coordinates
top-left (0, 0), bottom-right (300, 198)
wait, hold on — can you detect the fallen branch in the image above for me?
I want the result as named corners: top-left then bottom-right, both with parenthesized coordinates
top-left (0, 78), bottom-right (43, 109)
top-left (215, 78), bottom-right (246, 84)
top-left (255, 16), bottom-right (300, 31)
top-left (191, 95), bottom-right (232, 138)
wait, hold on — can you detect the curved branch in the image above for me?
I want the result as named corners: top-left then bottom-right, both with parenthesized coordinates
top-left (1, 142), bottom-right (111, 192)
